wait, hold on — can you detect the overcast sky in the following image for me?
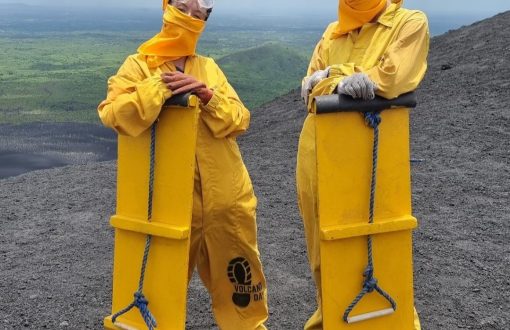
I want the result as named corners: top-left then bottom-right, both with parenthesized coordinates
top-left (2, 0), bottom-right (510, 15)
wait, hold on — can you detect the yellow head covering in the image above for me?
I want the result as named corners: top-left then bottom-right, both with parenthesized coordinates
top-left (333, 0), bottom-right (388, 38)
top-left (138, 5), bottom-right (206, 68)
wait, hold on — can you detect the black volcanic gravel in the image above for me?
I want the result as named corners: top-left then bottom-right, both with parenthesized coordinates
top-left (0, 123), bottom-right (116, 179)
top-left (0, 11), bottom-right (509, 330)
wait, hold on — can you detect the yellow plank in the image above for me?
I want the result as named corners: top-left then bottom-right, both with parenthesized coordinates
top-left (105, 103), bottom-right (199, 330)
top-left (104, 316), bottom-right (146, 330)
top-left (321, 232), bottom-right (415, 329)
top-left (316, 108), bottom-right (417, 330)
top-left (316, 110), bottom-right (412, 227)
top-left (320, 216), bottom-right (417, 240)
top-left (110, 215), bottom-right (190, 240)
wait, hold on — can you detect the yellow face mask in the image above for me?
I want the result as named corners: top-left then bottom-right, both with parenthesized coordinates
top-left (138, 5), bottom-right (206, 68)
top-left (333, 0), bottom-right (388, 38)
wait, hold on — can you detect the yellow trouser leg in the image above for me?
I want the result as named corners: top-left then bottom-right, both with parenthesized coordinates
top-left (188, 163), bottom-right (269, 330)
top-left (297, 115), bottom-right (421, 330)
top-left (297, 116), bottom-right (322, 330)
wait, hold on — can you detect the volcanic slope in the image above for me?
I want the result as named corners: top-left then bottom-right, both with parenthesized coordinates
top-left (0, 11), bottom-right (509, 330)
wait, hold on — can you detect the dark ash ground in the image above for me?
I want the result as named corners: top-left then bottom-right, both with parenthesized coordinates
top-left (0, 123), bottom-right (116, 179)
top-left (1, 12), bottom-right (509, 330)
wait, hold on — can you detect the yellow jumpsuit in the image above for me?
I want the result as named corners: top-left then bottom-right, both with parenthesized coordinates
top-left (297, 2), bottom-right (430, 329)
top-left (98, 54), bottom-right (268, 330)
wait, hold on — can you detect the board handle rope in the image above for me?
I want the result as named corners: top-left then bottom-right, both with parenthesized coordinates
top-left (342, 111), bottom-right (397, 324)
top-left (110, 93), bottom-right (194, 330)
top-left (314, 92), bottom-right (418, 324)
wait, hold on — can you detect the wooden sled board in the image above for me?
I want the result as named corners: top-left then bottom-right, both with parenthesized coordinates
top-left (315, 108), bottom-right (417, 329)
top-left (104, 97), bottom-right (199, 330)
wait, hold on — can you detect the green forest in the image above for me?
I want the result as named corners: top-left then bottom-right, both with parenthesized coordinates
top-left (0, 9), bottom-right (321, 124)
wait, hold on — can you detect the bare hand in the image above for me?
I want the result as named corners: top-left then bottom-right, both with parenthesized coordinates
top-left (161, 72), bottom-right (213, 105)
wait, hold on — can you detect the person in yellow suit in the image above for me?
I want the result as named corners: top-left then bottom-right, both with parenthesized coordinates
top-left (97, 1), bottom-right (268, 329)
top-left (298, 0), bottom-right (429, 329)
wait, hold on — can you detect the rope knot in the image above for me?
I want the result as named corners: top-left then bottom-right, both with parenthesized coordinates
top-left (134, 292), bottom-right (157, 330)
top-left (362, 266), bottom-right (377, 292)
top-left (363, 265), bottom-right (374, 278)
top-left (363, 277), bottom-right (378, 292)
top-left (134, 292), bottom-right (149, 307)
top-left (364, 111), bottom-right (381, 129)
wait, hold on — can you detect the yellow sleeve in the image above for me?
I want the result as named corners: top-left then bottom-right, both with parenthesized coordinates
top-left (306, 32), bottom-right (328, 76)
top-left (200, 61), bottom-right (250, 139)
top-left (367, 15), bottom-right (430, 99)
top-left (305, 23), bottom-right (355, 111)
top-left (97, 55), bottom-right (172, 137)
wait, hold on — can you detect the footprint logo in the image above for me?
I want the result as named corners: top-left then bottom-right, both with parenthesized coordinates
top-left (227, 257), bottom-right (252, 308)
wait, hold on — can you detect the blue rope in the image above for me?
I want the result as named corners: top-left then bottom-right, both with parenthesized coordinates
top-left (111, 123), bottom-right (158, 330)
top-left (343, 112), bottom-right (397, 323)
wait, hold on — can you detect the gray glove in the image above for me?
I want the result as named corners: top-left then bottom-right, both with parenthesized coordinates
top-left (337, 73), bottom-right (378, 100)
top-left (301, 67), bottom-right (331, 105)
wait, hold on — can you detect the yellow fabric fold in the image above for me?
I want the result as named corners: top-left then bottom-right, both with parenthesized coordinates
top-left (138, 5), bottom-right (205, 68)
top-left (333, 0), bottom-right (388, 38)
